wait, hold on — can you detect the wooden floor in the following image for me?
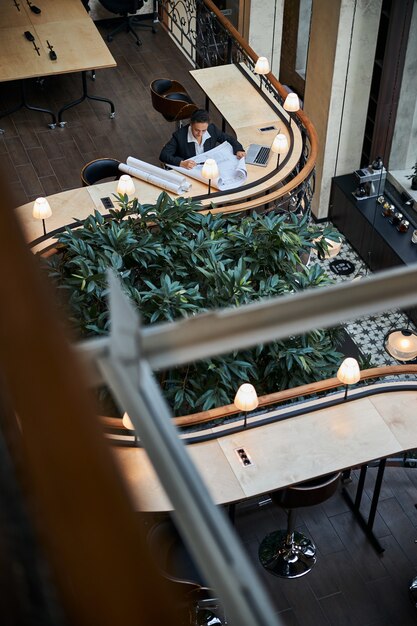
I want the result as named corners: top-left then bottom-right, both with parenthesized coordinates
top-left (232, 466), bottom-right (417, 626)
top-left (3, 19), bottom-right (417, 625)
top-left (142, 465), bottom-right (417, 625)
top-left (0, 19), bottom-right (213, 209)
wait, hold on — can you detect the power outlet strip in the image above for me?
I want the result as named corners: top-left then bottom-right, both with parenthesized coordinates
top-left (235, 447), bottom-right (253, 467)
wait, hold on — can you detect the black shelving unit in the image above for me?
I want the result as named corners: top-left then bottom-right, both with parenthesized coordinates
top-left (330, 174), bottom-right (417, 323)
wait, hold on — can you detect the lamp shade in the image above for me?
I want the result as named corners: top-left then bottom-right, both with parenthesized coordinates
top-left (271, 133), bottom-right (288, 155)
top-left (283, 92), bottom-right (300, 113)
top-left (254, 56), bottom-right (270, 75)
top-left (32, 197), bottom-right (52, 220)
top-left (234, 383), bottom-right (259, 412)
top-left (201, 158), bottom-right (219, 181)
top-left (117, 174), bottom-right (136, 196)
top-left (122, 412), bottom-right (134, 430)
top-left (385, 329), bottom-right (417, 361)
top-left (313, 236), bottom-right (342, 259)
top-left (324, 238), bottom-right (342, 259)
top-left (337, 358), bottom-right (360, 385)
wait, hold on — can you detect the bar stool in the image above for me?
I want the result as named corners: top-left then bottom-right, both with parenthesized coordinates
top-left (259, 472), bottom-right (341, 579)
top-left (147, 519), bottom-right (225, 625)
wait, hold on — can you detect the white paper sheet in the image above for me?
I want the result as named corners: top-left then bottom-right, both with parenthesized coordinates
top-left (170, 142), bottom-right (248, 191)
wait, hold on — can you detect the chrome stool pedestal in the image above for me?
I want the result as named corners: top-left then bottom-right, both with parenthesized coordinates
top-left (410, 574), bottom-right (417, 608)
top-left (259, 510), bottom-right (316, 578)
top-left (259, 472), bottom-right (340, 580)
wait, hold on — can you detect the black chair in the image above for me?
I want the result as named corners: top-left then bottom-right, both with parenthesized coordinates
top-left (147, 519), bottom-right (225, 626)
top-left (98, 0), bottom-right (155, 46)
top-left (150, 79), bottom-right (199, 126)
top-left (80, 158), bottom-right (121, 186)
top-left (258, 472), bottom-right (341, 579)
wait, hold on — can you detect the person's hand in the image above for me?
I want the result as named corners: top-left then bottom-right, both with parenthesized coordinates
top-left (236, 151), bottom-right (246, 159)
top-left (180, 159), bottom-right (197, 170)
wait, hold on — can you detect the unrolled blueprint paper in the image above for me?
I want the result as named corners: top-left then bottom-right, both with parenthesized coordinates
top-left (170, 142), bottom-right (248, 191)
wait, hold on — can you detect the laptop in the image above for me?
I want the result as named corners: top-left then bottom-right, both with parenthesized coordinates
top-left (245, 144), bottom-right (271, 167)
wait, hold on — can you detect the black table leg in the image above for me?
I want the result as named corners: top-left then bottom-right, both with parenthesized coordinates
top-left (342, 459), bottom-right (386, 554)
top-left (57, 71), bottom-right (115, 127)
top-left (368, 457), bottom-right (386, 529)
top-left (228, 502), bottom-right (236, 524)
top-left (152, 0), bottom-right (158, 32)
top-left (0, 80), bottom-right (57, 130)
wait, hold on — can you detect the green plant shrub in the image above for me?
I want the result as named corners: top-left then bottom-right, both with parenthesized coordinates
top-left (45, 193), bottom-right (344, 415)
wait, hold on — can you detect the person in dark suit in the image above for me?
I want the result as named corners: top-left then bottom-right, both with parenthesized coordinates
top-left (159, 109), bottom-right (246, 169)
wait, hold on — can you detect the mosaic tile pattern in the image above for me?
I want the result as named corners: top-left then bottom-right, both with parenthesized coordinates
top-left (314, 226), bottom-right (416, 368)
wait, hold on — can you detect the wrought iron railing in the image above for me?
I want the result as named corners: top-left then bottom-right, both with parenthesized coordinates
top-left (157, 0), bottom-right (318, 216)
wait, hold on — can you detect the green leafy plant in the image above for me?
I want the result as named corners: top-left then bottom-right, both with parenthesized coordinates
top-left (44, 193), bottom-right (344, 416)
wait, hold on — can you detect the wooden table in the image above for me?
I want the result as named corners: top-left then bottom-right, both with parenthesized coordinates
top-left (111, 390), bottom-right (417, 514)
top-left (0, 0), bottom-right (116, 127)
top-left (16, 179), bottom-right (209, 253)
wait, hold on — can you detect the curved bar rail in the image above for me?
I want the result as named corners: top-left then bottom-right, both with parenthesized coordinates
top-left (102, 365), bottom-right (417, 451)
top-left (172, 364), bottom-right (417, 428)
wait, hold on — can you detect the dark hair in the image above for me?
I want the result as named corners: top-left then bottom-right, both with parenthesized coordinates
top-left (191, 109), bottom-right (210, 124)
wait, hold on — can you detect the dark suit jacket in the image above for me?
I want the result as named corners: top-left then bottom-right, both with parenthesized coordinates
top-left (159, 123), bottom-right (244, 167)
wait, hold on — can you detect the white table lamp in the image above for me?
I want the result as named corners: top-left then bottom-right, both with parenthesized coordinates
top-left (117, 174), bottom-right (136, 197)
top-left (271, 133), bottom-right (288, 168)
top-left (385, 329), bottom-right (417, 362)
top-left (324, 238), bottom-right (342, 259)
top-left (234, 383), bottom-right (259, 428)
top-left (337, 358), bottom-right (360, 400)
top-left (283, 92), bottom-right (300, 129)
top-left (32, 197), bottom-right (52, 236)
top-left (201, 158), bottom-right (219, 195)
top-left (254, 56), bottom-right (270, 91)
top-left (122, 412), bottom-right (139, 445)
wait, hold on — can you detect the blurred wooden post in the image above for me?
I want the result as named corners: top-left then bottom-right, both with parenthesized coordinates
top-left (0, 175), bottom-right (178, 624)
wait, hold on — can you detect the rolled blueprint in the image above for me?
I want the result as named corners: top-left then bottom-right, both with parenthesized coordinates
top-left (126, 156), bottom-right (191, 191)
top-left (118, 163), bottom-right (191, 195)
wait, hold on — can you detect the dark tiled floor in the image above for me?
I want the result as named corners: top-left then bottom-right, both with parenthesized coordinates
top-left (233, 466), bottom-right (417, 625)
top-left (142, 466), bottom-right (417, 625)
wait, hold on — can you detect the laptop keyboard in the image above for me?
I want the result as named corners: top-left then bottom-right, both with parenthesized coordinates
top-left (254, 146), bottom-right (270, 165)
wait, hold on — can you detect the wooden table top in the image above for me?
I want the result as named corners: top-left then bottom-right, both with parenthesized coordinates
top-left (0, 0), bottom-right (116, 82)
top-left (16, 179), bottom-right (206, 253)
top-left (111, 390), bottom-right (417, 512)
top-left (191, 64), bottom-right (280, 129)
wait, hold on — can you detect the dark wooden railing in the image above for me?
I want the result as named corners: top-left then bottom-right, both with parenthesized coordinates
top-left (102, 365), bottom-right (417, 451)
top-left (171, 364), bottom-right (417, 428)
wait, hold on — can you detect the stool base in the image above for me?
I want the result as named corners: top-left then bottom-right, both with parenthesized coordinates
top-left (259, 530), bottom-right (316, 579)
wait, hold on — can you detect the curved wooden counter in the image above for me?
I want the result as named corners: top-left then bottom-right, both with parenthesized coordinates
top-left (17, 63), bottom-right (306, 252)
top-left (112, 385), bottom-right (417, 512)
